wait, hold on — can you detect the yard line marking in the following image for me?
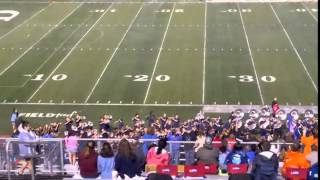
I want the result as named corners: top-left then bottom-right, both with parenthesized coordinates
top-left (143, 3), bottom-right (176, 104)
top-left (85, 4), bottom-right (144, 103)
top-left (0, 4), bottom-right (51, 41)
top-left (21, 14), bottom-right (92, 87)
top-left (270, 4), bottom-right (318, 92)
top-left (0, 3), bottom-right (83, 77)
top-left (237, 3), bottom-right (264, 105)
top-left (27, 3), bottom-right (113, 102)
top-left (202, 2), bottom-right (207, 104)
top-left (301, 2), bottom-right (318, 22)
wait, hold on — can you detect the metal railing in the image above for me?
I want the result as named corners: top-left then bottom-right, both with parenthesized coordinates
top-left (0, 137), bottom-right (294, 179)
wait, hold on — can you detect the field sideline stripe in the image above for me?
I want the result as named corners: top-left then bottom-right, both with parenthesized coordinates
top-left (301, 2), bottom-right (318, 22)
top-left (21, 14), bottom-right (92, 87)
top-left (202, 2), bottom-right (207, 104)
top-left (0, 4), bottom-right (51, 41)
top-left (237, 3), bottom-right (265, 105)
top-left (143, 3), bottom-right (176, 104)
top-left (27, 3), bottom-right (113, 102)
top-left (0, 102), bottom-right (317, 113)
top-left (270, 3), bottom-right (318, 92)
top-left (0, 3), bottom-right (82, 77)
top-left (85, 3), bottom-right (144, 103)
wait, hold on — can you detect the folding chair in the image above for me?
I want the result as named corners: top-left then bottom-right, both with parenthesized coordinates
top-left (197, 162), bottom-right (218, 174)
top-left (227, 164), bottom-right (248, 174)
top-left (285, 168), bottom-right (308, 180)
top-left (184, 165), bottom-right (205, 177)
top-left (156, 165), bottom-right (178, 177)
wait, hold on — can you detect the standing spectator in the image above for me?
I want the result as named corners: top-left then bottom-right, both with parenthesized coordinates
top-left (64, 131), bottom-right (78, 166)
top-left (225, 142), bottom-right (248, 165)
top-left (281, 142), bottom-right (310, 176)
top-left (115, 139), bottom-right (141, 179)
top-left (142, 127), bottom-right (158, 156)
top-left (182, 126), bottom-right (197, 165)
top-left (131, 137), bottom-right (146, 173)
top-left (194, 131), bottom-right (206, 152)
top-left (146, 138), bottom-right (170, 166)
top-left (251, 141), bottom-right (278, 180)
top-left (271, 97), bottom-right (280, 117)
top-left (218, 145), bottom-right (228, 174)
top-left (306, 144), bottom-right (318, 167)
top-left (301, 127), bottom-right (317, 156)
top-left (17, 121), bottom-right (37, 175)
top-left (97, 142), bottom-right (115, 179)
top-left (10, 108), bottom-right (19, 132)
top-left (160, 113), bottom-right (168, 130)
top-left (64, 117), bottom-right (73, 133)
top-left (146, 111), bottom-right (156, 127)
top-left (167, 128), bottom-right (182, 165)
top-left (196, 136), bottom-right (219, 165)
top-left (78, 141), bottom-right (99, 178)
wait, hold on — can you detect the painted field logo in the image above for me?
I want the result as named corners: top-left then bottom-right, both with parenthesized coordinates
top-left (19, 111), bottom-right (78, 118)
top-left (0, 10), bottom-right (20, 22)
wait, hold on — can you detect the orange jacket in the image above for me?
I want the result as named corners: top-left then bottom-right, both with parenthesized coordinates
top-left (282, 151), bottom-right (310, 175)
top-left (301, 135), bottom-right (318, 156)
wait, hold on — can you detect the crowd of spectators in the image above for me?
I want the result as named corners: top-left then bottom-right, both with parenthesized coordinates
top-left (8, 98), bottom-right (319, 179)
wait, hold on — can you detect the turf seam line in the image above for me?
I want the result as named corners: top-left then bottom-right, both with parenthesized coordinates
top-left (143, 3), bottom-right (176, 104)
top-left (270, 3), bottom-right (318, 92)
top-left (301, 2), bottom-right (318, 22)
top-left (27, 2), bottom-right (111, 103)
top-left (21, 14), bottom-right (92, 87)
top-left (0, 4), bottom-right (80, 77)
top-left (85, 3), bottom-right (144, 103)
top-left (0, 4), bottom-right (51, 41)
top-left (202, 1), bottom-right (207, 104)
top-left (237, 3), bottom-right (264, 105)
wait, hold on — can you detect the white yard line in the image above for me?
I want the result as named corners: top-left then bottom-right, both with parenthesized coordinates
top-left (21, 16), bottom-right (91, 87)
top-left (0, 5), bottom-right (51, 41)
top-left (202, 2), bottom-right (207, 104)
top-left (143, 3), bottom-right (176, 104)
top-left (270, 3), bottom-right (318, 92)
top-left (27, 4), bottom-right (114, 103)
top-left (85, 4), bottom-right (144, 103)
top-left (237, 3), bottom-right (265, 105)
top-left (301, 2), bottom-right (318, 22)
top-left (0, 3), bottom-right (82, 77)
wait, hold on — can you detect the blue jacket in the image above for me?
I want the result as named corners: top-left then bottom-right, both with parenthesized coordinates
top-left (97, 155), bottom-right (114, 179)
top-left (167, 133), bottom-right (182, 152)
top-left (18, 129), bottom-right (37, 157)
top-left (142, 134), bottom-right (158, 155)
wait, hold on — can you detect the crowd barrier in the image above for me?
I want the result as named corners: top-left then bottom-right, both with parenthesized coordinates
top-left (0, 138), bottom-right (295, 180)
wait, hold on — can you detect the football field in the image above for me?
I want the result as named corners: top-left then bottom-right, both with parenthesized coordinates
top-left (0, 0), bottom-right (318, 133)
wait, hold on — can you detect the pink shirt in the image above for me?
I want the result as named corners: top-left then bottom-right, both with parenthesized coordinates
top-left (65, 136), bottom-right (78, 149)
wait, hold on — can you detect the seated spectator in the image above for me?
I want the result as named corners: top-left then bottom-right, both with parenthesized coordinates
top-left (196, 136), bottom-right (219, 165)
top-left (194, 131), bottom-right (206, 152)
top-left (78, 141), bottom-right (99, 178)
top-left (225, 142), bottom-right (248, 165)
top-left (115, 138), bottom-right (141, 179)
top-left (246, 144), bottom-right (257, 164)
top-left (218, 145), bottom-right (229, 174)
top-left (146, 138), bottom-right (170, 166)
top-left (281, 142), bottom-right (310, 176)
top-left (252, 141), bottom-right (278, 180)
top-left (167, 128), bottom-right (182, 165)
top-left (306, 144), bottom-right (318, 167)
top-left (97, 142), bottom-right (115, 179)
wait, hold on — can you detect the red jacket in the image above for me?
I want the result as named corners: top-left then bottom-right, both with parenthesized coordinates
top-left (146, 147), bottom-right (170, 166)
top-left (78, 150), bottom-right (99, 178)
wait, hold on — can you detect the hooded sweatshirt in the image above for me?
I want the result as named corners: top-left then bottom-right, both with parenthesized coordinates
top-left (196, 143), bottom-right (219, 165)
top-left (252, 151), bottom-right (278, 180)
top-left (281, 151), bottom-right (310, 175)
top-left (146, 147), bottom-right (170, 166)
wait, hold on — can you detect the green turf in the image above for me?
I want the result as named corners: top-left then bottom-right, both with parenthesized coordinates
top-left (0, 1), bottom-right (317, 134)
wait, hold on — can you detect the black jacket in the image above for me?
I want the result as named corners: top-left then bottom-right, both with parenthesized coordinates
top-left (251, 151), bottom-right (278, 180)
